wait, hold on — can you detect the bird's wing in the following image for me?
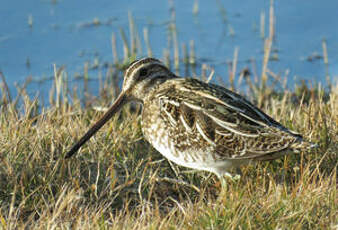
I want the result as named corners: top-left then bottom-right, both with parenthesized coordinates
top-left (155, 78), bottom-right (302, 160)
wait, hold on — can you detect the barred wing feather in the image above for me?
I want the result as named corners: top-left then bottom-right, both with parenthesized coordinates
top-left (157, 78), bottom-right (303, 159)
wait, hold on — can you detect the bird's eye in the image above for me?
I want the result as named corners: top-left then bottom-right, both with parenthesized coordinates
top-left (139, 68), bottom-right (148, 78)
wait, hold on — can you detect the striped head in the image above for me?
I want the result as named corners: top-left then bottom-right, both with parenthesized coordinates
top-left (122, 58), bottom-right (176, 100)
top-left (65, 57), bottom-right (175, 158)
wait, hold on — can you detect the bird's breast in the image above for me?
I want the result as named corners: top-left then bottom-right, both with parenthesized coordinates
top-left (141, 98), bottom-right (220, 171)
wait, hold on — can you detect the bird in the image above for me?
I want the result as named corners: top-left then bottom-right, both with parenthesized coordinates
top-left (65, 57), bottom-right (315, 185)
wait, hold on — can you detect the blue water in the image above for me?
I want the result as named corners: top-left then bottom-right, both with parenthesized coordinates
top-left (0, 0), bottom-right (337, 99)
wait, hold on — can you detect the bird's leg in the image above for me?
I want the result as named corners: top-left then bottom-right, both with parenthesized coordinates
top-left (217, 175), bottom-right (228, 202)
top-left (223, 172), bottom-right (241, 182)
top-left (168, 160), bottom-right (180, 178)
top-left (217, 171), bottom-right (241, 201)
top-left (220, 176), bottom-right (227, 190)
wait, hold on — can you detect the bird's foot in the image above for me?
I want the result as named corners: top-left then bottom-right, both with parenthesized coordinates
top-left (223, 172), bottom-right (241, 182)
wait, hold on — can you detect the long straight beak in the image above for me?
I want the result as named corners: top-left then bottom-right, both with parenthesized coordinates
top-left (65, 92), bottom-right (127, 159)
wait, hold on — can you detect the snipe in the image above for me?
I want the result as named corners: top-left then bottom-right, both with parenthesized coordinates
top-left (65, 57), bottom-right (315, 182)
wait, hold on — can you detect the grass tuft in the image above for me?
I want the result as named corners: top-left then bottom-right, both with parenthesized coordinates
top-left (0, 2), bottom-right (336, 228)
top-left (0, 60), bottom-right (336, 229)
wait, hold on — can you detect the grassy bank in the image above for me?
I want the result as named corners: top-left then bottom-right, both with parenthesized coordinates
top-left (0, 3), bottom-right (337, 229)
top-left (0, 61), bottom-right (337, 229)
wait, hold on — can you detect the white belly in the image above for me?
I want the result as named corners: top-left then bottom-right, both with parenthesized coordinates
top-left (142, 120), bottom-right (236, 176)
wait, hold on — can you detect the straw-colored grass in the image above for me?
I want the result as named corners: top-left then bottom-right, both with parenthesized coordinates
top-left (0, 58), bottom-right (337, 229)
top-left (0, 3), bottom-right (337, 229)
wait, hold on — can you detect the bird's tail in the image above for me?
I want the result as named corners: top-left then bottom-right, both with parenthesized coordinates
top-left (291, 139), bottom-right (318, 152)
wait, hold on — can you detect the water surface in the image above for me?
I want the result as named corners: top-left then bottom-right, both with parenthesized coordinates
top-left (0, 0), bottom-right (337, 99)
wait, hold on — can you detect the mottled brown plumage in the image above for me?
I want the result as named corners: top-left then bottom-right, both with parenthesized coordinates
top-left (65, 57), bottom-right (315, 179)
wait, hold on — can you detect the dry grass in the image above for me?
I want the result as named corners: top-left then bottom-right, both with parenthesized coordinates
top-left (0, 3), bottom-right (337, 229)
top-left (0, 59), bottom-right (337, 229)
